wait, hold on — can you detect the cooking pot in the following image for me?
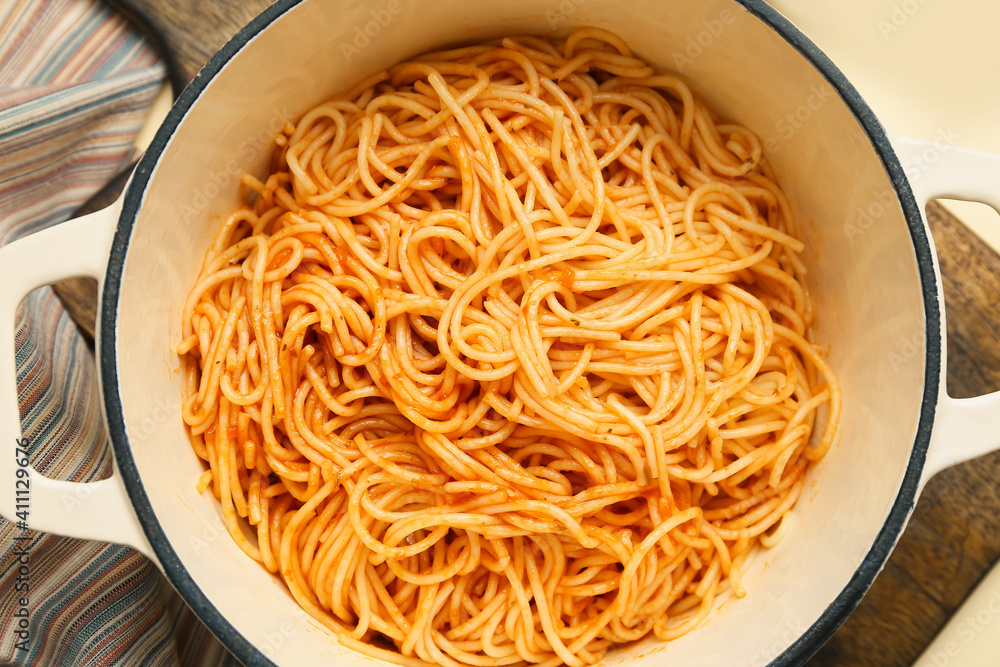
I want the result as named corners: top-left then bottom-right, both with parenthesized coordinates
top-left (4, 0), bottom-right (1000, 664)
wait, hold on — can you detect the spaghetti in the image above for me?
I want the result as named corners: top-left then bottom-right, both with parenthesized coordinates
top-left (178, 27), bottom-right (841, 667)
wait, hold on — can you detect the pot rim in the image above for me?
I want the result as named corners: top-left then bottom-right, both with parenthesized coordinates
top-left (98, 1), bottom-right (942, 664)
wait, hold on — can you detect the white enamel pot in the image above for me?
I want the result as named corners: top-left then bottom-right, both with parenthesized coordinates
top-left (3, 0), bottom-right (1000, 664)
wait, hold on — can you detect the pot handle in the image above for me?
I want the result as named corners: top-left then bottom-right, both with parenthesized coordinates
top-left (889, 134), bottom-right (1000, 485)
top-left (0, 195), bottom-right (156, 562)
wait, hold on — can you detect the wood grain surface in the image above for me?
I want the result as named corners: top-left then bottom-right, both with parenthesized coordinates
top-left (61, 2), bottom-right (1000, 664)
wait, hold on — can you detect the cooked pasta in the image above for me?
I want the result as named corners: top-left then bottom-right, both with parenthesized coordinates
top-left (178, 27), bottom-right (841, 667)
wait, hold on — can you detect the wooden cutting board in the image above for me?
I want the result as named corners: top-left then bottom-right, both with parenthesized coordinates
top-left (55, 2), bottom-right (1000, 663)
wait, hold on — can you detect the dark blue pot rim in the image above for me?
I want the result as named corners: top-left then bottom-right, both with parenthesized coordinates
top-left (98, 1), bottom-right (940, 665)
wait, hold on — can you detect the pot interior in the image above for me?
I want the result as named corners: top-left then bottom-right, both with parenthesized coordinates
top-left (110, 0), bottom-right (929, 663)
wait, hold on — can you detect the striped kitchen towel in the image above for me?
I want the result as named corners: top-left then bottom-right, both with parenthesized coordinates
top-left (0, 1), bottom-right (236, 665)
